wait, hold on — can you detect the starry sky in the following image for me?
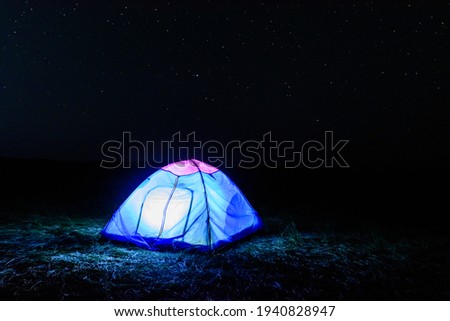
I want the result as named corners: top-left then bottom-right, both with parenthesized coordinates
top-left (1, 1), bottom-right (449, 168)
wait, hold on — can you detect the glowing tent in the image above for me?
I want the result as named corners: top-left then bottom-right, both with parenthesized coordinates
top-left (101, 159), bottom-right (262, 251)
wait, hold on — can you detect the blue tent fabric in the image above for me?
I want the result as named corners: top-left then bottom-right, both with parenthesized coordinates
top-left (101, 159), bottom-right (262, 251)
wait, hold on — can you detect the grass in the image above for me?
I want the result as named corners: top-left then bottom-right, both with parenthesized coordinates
top-left (1, 209), bottom-right (449, 300)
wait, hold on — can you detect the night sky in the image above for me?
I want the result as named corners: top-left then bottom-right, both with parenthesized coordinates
top-left (1, 1), bottom-right (449, 168)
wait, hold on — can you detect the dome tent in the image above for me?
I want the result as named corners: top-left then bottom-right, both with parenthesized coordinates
top-left (101, 159), bottom-right (262, 251)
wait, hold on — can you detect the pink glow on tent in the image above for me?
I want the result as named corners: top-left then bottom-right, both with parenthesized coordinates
top-left (161, 159), bottom-right (219, 176)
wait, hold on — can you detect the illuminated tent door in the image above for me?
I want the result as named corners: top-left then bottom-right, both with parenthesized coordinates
top-left (136, 186), bottom-right (193, 239)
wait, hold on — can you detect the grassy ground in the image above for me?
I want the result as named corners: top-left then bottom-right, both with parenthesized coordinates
top-left (1, 209), bottom-right (449, 300)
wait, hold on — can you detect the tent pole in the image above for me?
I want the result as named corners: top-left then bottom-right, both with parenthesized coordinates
top-left (191, 159), bottom-right (212, 251)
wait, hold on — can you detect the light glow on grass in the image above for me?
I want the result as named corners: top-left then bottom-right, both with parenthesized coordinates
top-left (0, 212), bottom-right (448, 300)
